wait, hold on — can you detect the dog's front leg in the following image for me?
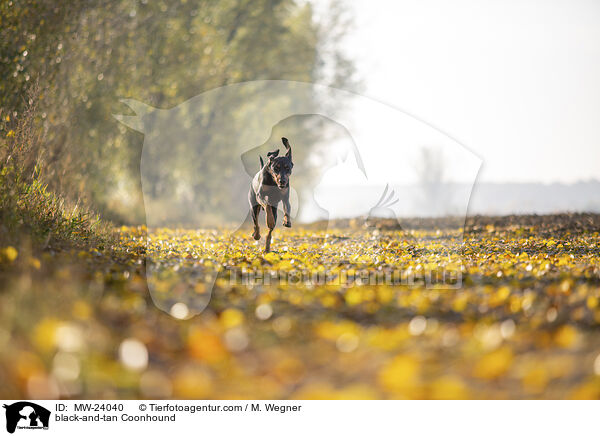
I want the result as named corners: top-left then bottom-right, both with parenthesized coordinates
top-left (282, 193), bottom-right (292, 228)
top-left (251, 204), bottom-right (261, 240)
top-left (249, 186), bottom-right (262, 240)
top-left (265, 205), bottom-right (277, 253)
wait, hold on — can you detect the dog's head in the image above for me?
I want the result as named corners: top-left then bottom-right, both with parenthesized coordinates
top-left (265, 137), bottom-right (294, 188)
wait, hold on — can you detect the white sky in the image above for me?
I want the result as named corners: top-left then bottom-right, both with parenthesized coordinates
top-left (335, 0), bottom-right (600, 184)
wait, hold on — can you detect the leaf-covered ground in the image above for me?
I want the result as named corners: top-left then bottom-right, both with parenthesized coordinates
top-left (1, 214), bottom-right (600, 399)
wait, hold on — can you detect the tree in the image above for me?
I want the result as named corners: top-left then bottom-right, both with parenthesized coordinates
top-left (0, 0), bottom-right (358, 224)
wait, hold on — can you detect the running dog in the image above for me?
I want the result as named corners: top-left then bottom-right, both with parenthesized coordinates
top-left (248, 137), bottom-right (293, 252)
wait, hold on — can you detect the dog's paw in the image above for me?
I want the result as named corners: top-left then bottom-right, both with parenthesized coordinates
top-left (252, 229), bottom-right (261, 240)
top-left (283, 219), bottom-right (291, 228)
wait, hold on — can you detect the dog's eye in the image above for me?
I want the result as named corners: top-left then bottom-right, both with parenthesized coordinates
top-left (274, 165), bottom-right (280, 171)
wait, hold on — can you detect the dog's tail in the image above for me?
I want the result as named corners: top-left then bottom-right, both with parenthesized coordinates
top-left (259, 155), bottom-right (264, 168)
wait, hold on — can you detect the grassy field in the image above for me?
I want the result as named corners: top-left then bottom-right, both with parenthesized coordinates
top-left (1, 214), bottom-right (599, 399)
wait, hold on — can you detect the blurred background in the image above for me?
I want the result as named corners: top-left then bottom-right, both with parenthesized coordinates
top-left (0, 0), bottom-right (359, 227)
top-left (318, 0), bottom-right (600, 217)
top-left (1, 0), bottom-right (599, 228)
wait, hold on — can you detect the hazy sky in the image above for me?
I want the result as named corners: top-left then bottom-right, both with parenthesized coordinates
top-left (337, 0), bottom-right (600, 184)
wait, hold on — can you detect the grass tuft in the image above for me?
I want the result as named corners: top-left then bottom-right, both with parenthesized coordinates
top-left (0, 167), bottom-right (109, 250)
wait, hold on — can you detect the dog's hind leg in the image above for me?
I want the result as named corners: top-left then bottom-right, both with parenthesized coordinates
top-left (265, 205), bottom-right (277, 252)
top-left (251, 204), bottom-right (261, 240)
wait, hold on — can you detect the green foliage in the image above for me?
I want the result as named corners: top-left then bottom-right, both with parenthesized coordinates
top-left (0, 0), bottom-right (357, 225)
top-left (0, 167), bottom-right (105, 248)
top-left (0, 82), bottom-right (107, 249)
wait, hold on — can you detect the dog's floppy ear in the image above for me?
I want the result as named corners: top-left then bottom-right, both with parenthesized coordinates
top-left (282, 137), bottom-right (292, 160)
top-left (259, 155), bottom-right (264, 168)
top-left (267, 149), bottom-right (279, 160)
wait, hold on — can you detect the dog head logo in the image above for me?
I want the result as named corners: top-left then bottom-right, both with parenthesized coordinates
top-left (3, 402), bottom-right (50, 434)
top-left (114, 80), bottom-right (481, 319)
